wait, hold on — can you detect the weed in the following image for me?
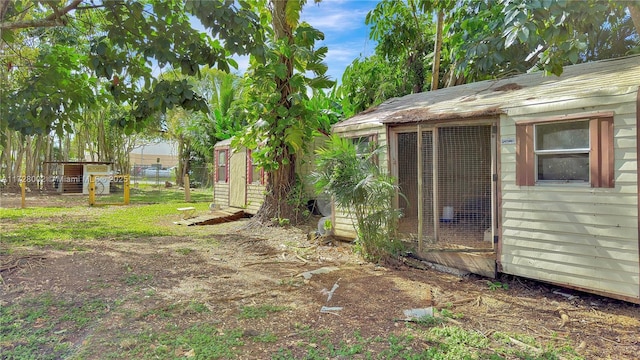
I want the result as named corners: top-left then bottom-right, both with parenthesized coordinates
top-left (253, 331), bottom-right (278, 343)
top-left (176, 247), bottom-right (194, 255)
top-left (123, 273), bottom-right (152, 285)
top-left (439, 308), bottom-right (464, 319)
top-left (487, 280), bottom-right (509, 291)
top-left (188, 301), bottom-right (210, 313)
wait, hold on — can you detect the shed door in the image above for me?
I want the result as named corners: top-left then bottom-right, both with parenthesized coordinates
top-left (62, 164), bottom-right (83, 193)
top-left (394, 124), bottom-right (496, 251)
top-left (229, 148), bottom-right (247, 208)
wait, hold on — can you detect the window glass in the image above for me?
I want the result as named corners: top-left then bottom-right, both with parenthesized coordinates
top-left (352, 137), bottom-right (370, 157)
top-left (535, 121), bottom-right (589, 150)
top-left (217, 150), bottom-right (227, 182)
top-left (251, 163), bottom-right (261, 184)
top-left (537, 154), bottom-right (589, 181)
top-left (534, 121), bottom-right (590, 183)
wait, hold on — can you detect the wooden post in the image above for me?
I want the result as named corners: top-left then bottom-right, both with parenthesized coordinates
top-left (417, 125), bottom-right (423, 252)
top-left (21, 176), bottom-right (26, 209)
top-left (88, 175), bottom-right (95, 206)
top-left (184, 174), bottom-right (191, 202)
top-left (123, 175), bottom-right (130, 205)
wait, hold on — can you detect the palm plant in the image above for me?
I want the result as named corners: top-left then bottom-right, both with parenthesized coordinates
top-left (311, 135), bottom-right (403, 262)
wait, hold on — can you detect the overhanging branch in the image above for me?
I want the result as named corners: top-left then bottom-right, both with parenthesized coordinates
top-left (0, 0), bottom-right (83, 30)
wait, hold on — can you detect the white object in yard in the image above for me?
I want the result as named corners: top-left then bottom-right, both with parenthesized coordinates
top-left (177, 207), bottom-right (196, 219)
top-left (403, 307), bottom-right (434, 319)
top-left (442, 206), bottom-right (454, 221)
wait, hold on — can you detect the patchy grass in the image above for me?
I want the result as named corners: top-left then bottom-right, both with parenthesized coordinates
top-left (238, 305), bottom-right (289, 319)
top-left (0, 293), bottom-right (113, 360)
top-left (99, 186), bottom-right (213, 205)
top-left (0, 191), bottom-right (216, 249)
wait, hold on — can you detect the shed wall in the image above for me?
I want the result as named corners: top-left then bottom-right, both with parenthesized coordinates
top-left (214, 183), bottom-right (229, 207)
top-left (331, 124), bottom-right (387, 239)
top-left (246, 183), bottom-right (265, 214)
top-left (500, 99), bottom-right (639, 301)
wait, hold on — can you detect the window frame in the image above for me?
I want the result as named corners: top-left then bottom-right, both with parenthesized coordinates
top-left (351, 134), bottom-right (378, 163)
top-left (533, 119), bottom-right (591, 184)
top-left (247, 149), bottom-right (265, 185)
top-left (215, 148), bottom-right (229, 183)
top-left (516, 113), bottom-right (614, 188)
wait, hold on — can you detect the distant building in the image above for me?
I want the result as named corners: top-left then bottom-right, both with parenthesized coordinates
top-left (129, 141), bottom-right (179, 170)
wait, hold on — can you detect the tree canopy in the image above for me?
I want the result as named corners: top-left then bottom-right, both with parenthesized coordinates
top-left (0, 0), bottom-right (265, 136)
top-left (338, 0), bottom-right (640, 115)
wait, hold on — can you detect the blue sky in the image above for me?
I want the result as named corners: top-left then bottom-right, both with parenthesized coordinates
top-left (301, 0), bottom-right (378, 83)
top-left (230, 0), bottom-right (379, 84)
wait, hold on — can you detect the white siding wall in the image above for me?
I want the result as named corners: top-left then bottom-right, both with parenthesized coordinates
top-left (213, 183), bottom-right (229, 207)
top-left (500, 100), bottom-right (639, 301)
top-left (332, 124), bottom-right (388, 239)
top-left (245, 183), bottom-right (265, 214)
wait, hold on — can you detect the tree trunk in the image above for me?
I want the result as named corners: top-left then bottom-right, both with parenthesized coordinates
top-left (255, 149), bottom-right (298, 224)
top-left (431, 10), bottom-right (444, 91)
top-left (254, 0), bottom-right (301, 224)
top-left (628, 3), bottom-right (640, 35)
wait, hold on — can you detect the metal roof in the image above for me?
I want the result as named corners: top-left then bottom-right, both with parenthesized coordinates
top-left (334, 55), bottom-right (640, 129)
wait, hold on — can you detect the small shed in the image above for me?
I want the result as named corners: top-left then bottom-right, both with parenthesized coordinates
top-left (332, 55), bottom-right (640, 303)
top-left (213, 136), bottom-right (327, 214)
top-left (45, 161), bottom-right (113, 195)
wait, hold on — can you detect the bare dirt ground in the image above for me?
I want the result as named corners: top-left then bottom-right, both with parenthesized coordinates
top-left (1, 193), bottom-right (639, 359)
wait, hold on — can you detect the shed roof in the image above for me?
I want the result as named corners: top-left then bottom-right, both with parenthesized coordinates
top-left (334, 55), bottom-right (640, 129)
top-left (214, 138), bottom-right (233, 148)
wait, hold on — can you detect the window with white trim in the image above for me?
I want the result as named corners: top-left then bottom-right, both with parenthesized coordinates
top-left (535, 120), bottom-right (590, 183)
top-left (516, 116), bottom-right (614, 188)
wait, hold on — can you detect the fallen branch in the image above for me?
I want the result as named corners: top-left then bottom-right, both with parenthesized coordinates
top-left (508, 337), bottom-right (542, 354)
top-left (450, 297), bottom-right (477, 306)
top-left (0, 255), bottom-right (47, 273)
top-left (557, 309), bottom-right (570, 328)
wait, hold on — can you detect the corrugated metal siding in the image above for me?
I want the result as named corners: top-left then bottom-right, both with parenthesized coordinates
top-left (500, 98), bottom-right (639, 300)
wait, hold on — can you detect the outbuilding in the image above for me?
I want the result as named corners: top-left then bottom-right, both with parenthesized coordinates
top-left (331, 55), bottom-right (640, 303)
top-left (213, 136), bottom-right (326, 215)
top-left (45, 161), bottom-right (113, 195)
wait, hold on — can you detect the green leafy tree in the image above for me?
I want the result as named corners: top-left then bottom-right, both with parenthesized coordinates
top-left (366, 0), bottom-right (435, 94)
top-left (311, 135), bottom-right (403, 263)
top-left (0, 0), bottom-right (265, 135)
top-left (234, 0), bottom-right (334, 224)
top-left (337, 55), bottom-right (404, 117)
top-left (447, 0), bottom-right (639, 77)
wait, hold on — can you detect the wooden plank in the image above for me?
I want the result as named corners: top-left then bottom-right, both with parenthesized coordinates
top-left (501, 260), bottom-right (639, 300)
top-left (502, 218), bottom-right (636, 238)
top-left (502, 228), bottom-right (637, 247)
top-left (502, 201), bottom-right (637, 217)
top-left (503, 209), bottom-right (637, 228)
top-left (501, 238), bottom-right (638, 262)
top-left (175, 209), bottom-right (248, 226)
top-left (502, 246), bottom-right (639, 273)
top-left (501, 190), bottom-right (637, 203)
top-left (416, 250), bottom-right (496, 279)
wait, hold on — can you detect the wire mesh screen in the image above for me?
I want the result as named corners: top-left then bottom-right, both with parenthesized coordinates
top-left (397, 132), bottom-right (418, 234)
top-left (436, 126), bottom-right (492, 249)
top-left (397, 125), bottom-right (493, 251)
top-left (421, 131), bottom-right (434, 242)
